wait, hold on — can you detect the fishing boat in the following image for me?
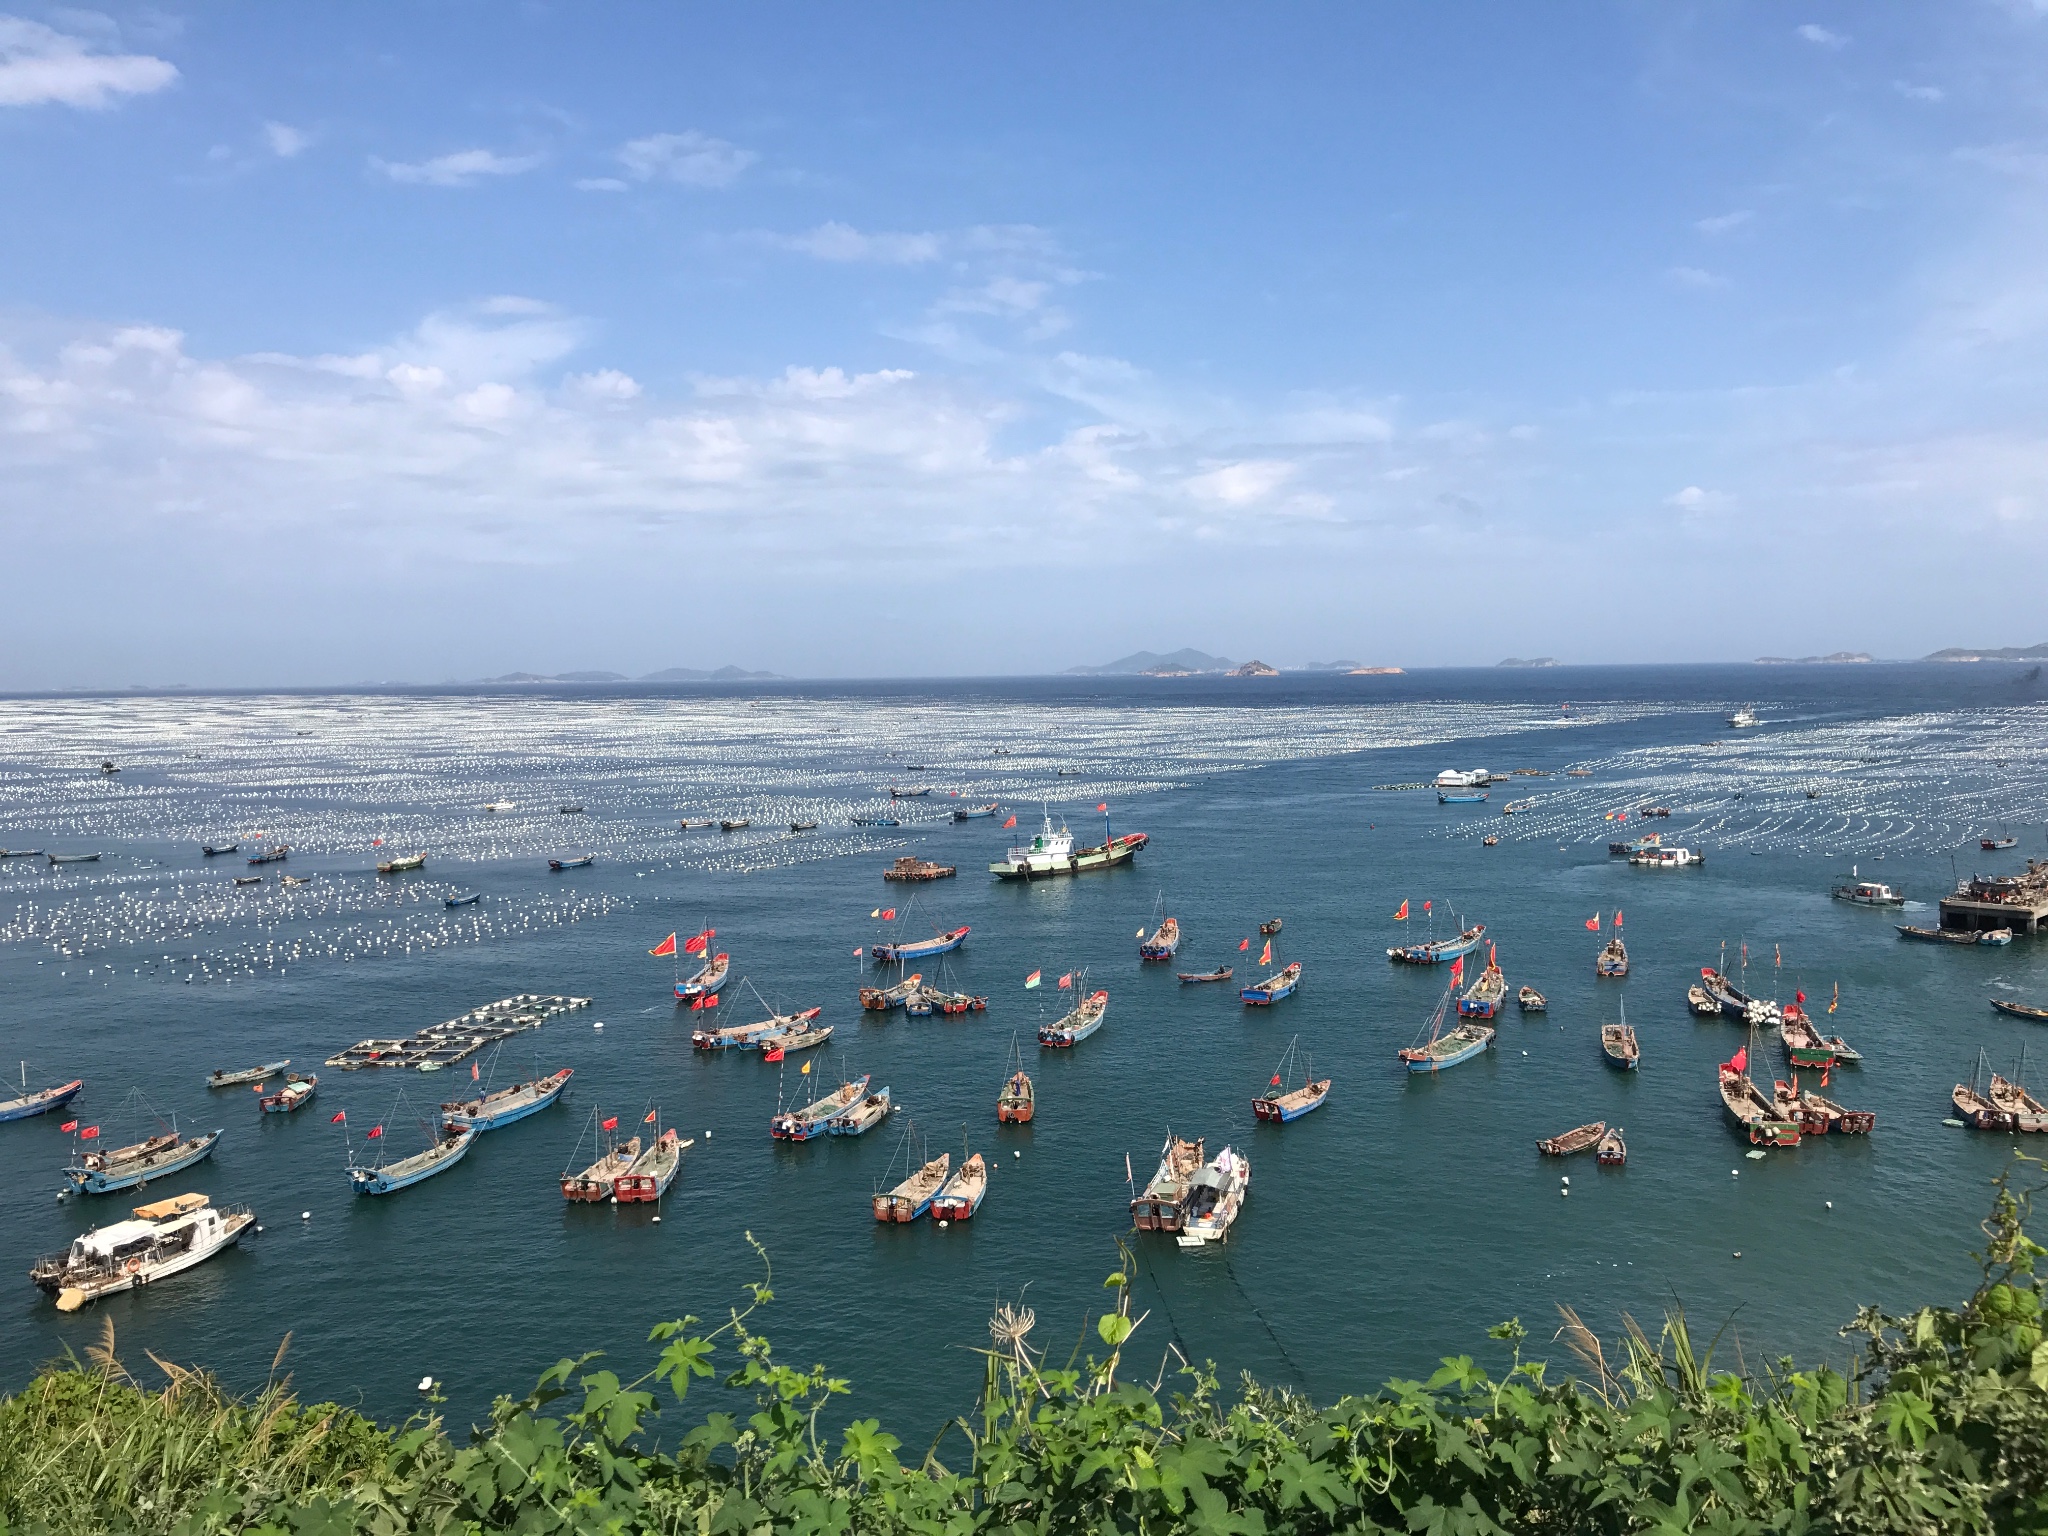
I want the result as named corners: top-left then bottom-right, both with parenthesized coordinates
top-left (874, 1124), bottom-right (950, 1221)
top-left (1482, 834), bottom-right (1500, 846)
top-left (757, 1016), bottom-right (832, 1054)
top-left (375, 853), bottom-right (426, 874)
top-left (1993, 1000), bottom-right (2048, 1022)
top-left (1175, 1145), bottom-right (1250, 1247)
top-left (258, 1074), bottom-right (317, 1114)
top-left (1259, 918), bottom-right (1283, 936)
top-left (720, 819), bottom-right (751, 833)
top-left (0, 1062), bottom-right (84, 1122)
top-left (445, 892), bottom-right (481, 907)
top-left (905, 981), bottom-right (987, 1017)
top-left (279, 874), bottom-right (313, 887)
top-left (996, 1065), bottom-right (1035, 1123)
top-left (207, 1059), bottom-right (289, 1089)
top-left (1727, 706), bottom-right (1758, 729)
top-left (1983, 835), bottom-right (2020, 851)
top-left (1688, 984), bottom-right (1721, 1016)
top-left (66, 1119), bottom-right (223, 1195)
top-left (828, 1087), bottom-right (892, 1136)
top-left (990, 809), bottom-right (1147, 879)
top-left (1699, 963), bottom-right (1757, 1015)
top-left (232, 875), bottom-right (262, 887)
top-left (1399, 977), bottom-right (1496, 1072)
top-left (49, 852), bottom-right (103, 865)
top-left (1506, 988), bottom-right (1543, 1017)
top-left (883, 856), bottom-right (956, 881)
top-left (201, 843), bottom-right (238, 857)
top-left (1387, 923), bottom-right (1486, 966)
top-left (347, 1118), bottom-right (476, 1194)
top-left (1989, 1051), bottom-right (2048, 1132)
top-left (891, 786), bottom-right (934, 799)
top-left (1241, 961), bottom-right (1302, 1006)
top-left (1437, 790), bottom-right (1488, 804)
top-left (695, 999), bottom-right (813, 1050)
top-left (1630, 846), bottom-right (1704, 868)
top-left (548, 853), bottom-right (595, 870)
top-left (952, 803), bottom-right (1000, 820)
top-left (1899, 924), bottom-right (2013, 945)
top-left (1609, 833), bottom-right (1662, 856)
top-left (1955, 1067), bottom-right (2016, 1131)
top-left (1600, 1005), bottom-right (1639, 1070)
top-left (674, 951), bottom-right (732, 1003)
top-left (1780, 1003), bottom-right (1852, 1068)
top-left (770, 1074), bottom-right (871, 1140)
top-left (483, 800), bottom-right (515, 812)
top-left (31, 1193), bottom-right (254, 1312)
top-left (0, 848), bottom-right (45, 858)
top-left (1457, 949), bottom-right (1506, 1018)
top-left (1596, 937), bottom-right (1629, 977)
top-left (1771, 1076), bottom-right (1875, 1135)
top-left (1503, 798), bottom-right (1537, 814)
top-left (1251, 1037), bottom-right (1329, 1122)
top-left (931, 1152), bottom-right (989, 1220)
top-left (1537, 1121), bottom-right (1605, 1156)
top-left (1131, 1135), bottom-right (1205, 1230)
top-left (559, 805), bottom-right (584, 814)
top-left (1596, 1128), bottom-right (1627, 1166)
top-left (872, 925), bottom-right (971, 963)
top-left (440, 1067), bottom-right (573, 1131)
top-left (1139, 916), bottom-right (1182, 961)
top-left (859, 972), bottom-right (924, 1012)
top-left (561, 1123), bottom-right (641, 1201)
top-left (851, 815), bottom-right (901, 827)
top-left (1040, 988), bottom-right (1109, 1047)
top-left (1832, 878), bottom-right (1903, 907)
top-left (1177, 965), bottom-right (1234, 984)
top-left (615, 1129), bottom-right (692, 1202)
top-left (245, 846), bottom-right (287, 865)
top-left (1717, 1040), bottom-right (1800, 1146)
top-left (789, 820), bottom-right (820, 831)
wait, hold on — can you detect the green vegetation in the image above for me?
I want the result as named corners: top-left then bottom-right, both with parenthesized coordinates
top-left (6, 1165), bottom-right (2048, 1535)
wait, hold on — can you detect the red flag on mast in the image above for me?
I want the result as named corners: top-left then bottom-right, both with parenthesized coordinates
top-left (601, 1116), bottom-right (618, 1131)
top-left (1729, 1046), bottom-right (1748, 1075)
top-left (1002, 815), bottom-right (1017, 828)
top-left (366, 1125), bottom-right (383, 1139)
top-left (1586, 913), bottom-right (1601, 931)
top-left (329, 1111), bottom-right (345, 1123)
top-left (644, 1109), bottom-right (658, 1123)
top-left (1394, 899), bottom-right (1409, 920)
top-left (649, 932), bottom-right (678, 957)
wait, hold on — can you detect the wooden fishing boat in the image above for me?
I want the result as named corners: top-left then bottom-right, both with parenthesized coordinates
top-left (1595, 937), bottom-right (1628, 977)
top-left (483, 800), bottom-right (514, 812)
top-left (1040, 988), bottom-right (1109, 1047)
top-left (905, 983), bottom-right (987, 1017)
top-left (931, 1153), bottom-right (989, 1220)
top-left (1699, 965), bottom-right (1756, 1015)
top-left (1596, 1128), bottom-right (1627, 1166)
top-left (1516, 986), bottom-right (1547, 1012)
top-left (997, 1070), bottom-right (1034, 1123)
top-left (1600, 1020), bottom-right (1639, 1070)
top-left (1177, 966), bottom-right (1234, 984)
top-left (674, 951), bottom-right (732, 1003)
top-left (1176, 1145), bottom-right (1250, 1246)
top-left (1989, 1071), bottom-right (2048, 1133)
top-left (788, 820), bottom-right (820, 831)
top-left (1992, 1000), bottom-right (2048, 1022)
top-left (1983, 835), bottom-right (2020, 850)
top-left (696, 1003), bottom-right (816, 1050)
top-left (952, 803), bottom-right (1000, 820)
top-left (232, 875), bottom-right (262, 886)
top-left (1718, 1062), bottom-right (1800, 1146)
top-left (828, 1087), bottom-right (892, 1136)
top-left (31, 1194), bottom-right (254, 1311)
top-left (874, 1149), bottom-right (950, 1222)
top-left (770, 1074), bottom-right (870, 1140)
top-left (1251, 1037), bottom-right (1329, 1122)
top-left (851, 815), bottom-right (901, 827)
top-left (1259, 918), bottom-right (1283, 936)
top-left (445, 892), bottom-right (480, 907)
top-left (1131, 1135), bottom-right (1205, 1231)
top-left (559, 805), bottom-right (584, 814)
top-left (1240, 962), bottom-right (1302, 1006)
top-left (201, 843), bottom-right (238, 857)
top-left (1537, 1121), bottom-right (1605, 1156)
top-left (1457, 951), bottom-right (1506, 1018)
top-left (441, 1068), bottom-right (573, 1131)
top-left (1688, 983), bottom-right (1720, 1016)
top-left (1772, 1078), bottom-right (1875, 1135)
top-left (615, 1129), bottom-right (692, 1201)
top-left (1898, 924), bottom-right (2012, 946)
top-left (0, 1064), bottom-right (83, 1122)
top-left (348, 1122), bottom-right (475, 1195)
top-left (258, 1074), bottom-right (316, 1114)
top-left (208, 1059), bottom-right (289, 1089)
top-left (758, 1018), bottom-right (832, 1055)
top-left (246, 847), bottom-right (287, 864)
top-left (891, 785), bottom-right (934, 798)
top-left (67, 1123), bottom-right (223, 1195)
top-left (719, 820), bottom-right (751, 832)
top-left (49, 852), bottom-right (103, 865)
top-left (1609, 833), bottom-right (1662, 856)
top-left (562, 1135), bottom-right (641, 1201)
top-left (548, 854), bottom-right (595, 870)
top-left (859, 972), bottom-right (924, 1012)
top-left (1139, 917), bottom-right (1182, 961)
top-left (1482, 834), bottom-right (1499, 846)
top-left (1779, 1003), bottom-right (1850, 1068)
top-left (873, 925), bottom-right (971, 963)
top-left (1955, 1081), bottom-right (2016, 1131)
top-left (1386, 923), bottom-right (1485, 965)
top-left (280, 874), bottom-right (313, 887)
top-left (377, 853), bottom-right (427, 874)
top-left (883, 856), bottom-right (956, 882)
top-left (1399, 978), bottom-right (1495, 1072)
top-left (0, 848), bottom-right (46, 858)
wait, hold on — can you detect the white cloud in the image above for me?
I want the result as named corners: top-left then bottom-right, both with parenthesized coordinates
top-left (373, 148), bottom-right (544, 188)
top-left (1695, 209), bottom-right (1753, 235)
top-left (575, 177), bottom-right (629, 193)
top-left (0, 14), bottom-right (176, 107)
top-left (616, 131), bottom-right (755, 188)
top-left (1667, 265), bottom-right (1729, 290)
top-left (263, 121), bottom-right (308, 158)
top-left (1893, 80), bottom-right (1944, 103)
top-left (778, 221), bottom-right (944, 264)
top-left (1186, 459), bottom-right (1296, 505)
top-left (565, 369), bottom-right (641, 401)
top-left (1796, 23), bottom-right (1847, 48)
top-left (1666, 485), bottom-right (1728, 510)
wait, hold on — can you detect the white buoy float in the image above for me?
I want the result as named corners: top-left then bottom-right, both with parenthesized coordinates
top-left (301, 1211), bottom-right (310, 1220)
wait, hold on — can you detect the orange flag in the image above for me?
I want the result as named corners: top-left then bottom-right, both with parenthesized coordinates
top-left (1003, 815), bottom-right (1017, 828)
top-left (1394, 899), bottom-right (1409, 921)
top-left (1259, 940), bottom-right (1272, 966)
top-left (649, 932), bottom-right (678, 957)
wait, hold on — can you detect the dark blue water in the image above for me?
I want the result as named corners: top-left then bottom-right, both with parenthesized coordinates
top-left (2, 664), bottom-right (2044, 1437)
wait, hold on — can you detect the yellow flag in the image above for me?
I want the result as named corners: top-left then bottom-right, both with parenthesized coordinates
top-left (800, 1060), bottom-right (811, 1075)
top-left (1829, 982), bottom-right (1839, 1015)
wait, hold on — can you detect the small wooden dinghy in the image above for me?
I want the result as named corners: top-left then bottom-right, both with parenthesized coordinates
top-left (377, 853), bottom-right (427, 874)
top-left (1131, 1136), bottom-right (1205, 1231)
top-left (1537, 1121), bottom-right (1605, 1156)
top-left (1139, 916), bottom-right (1181, 961)
top-left (1595, 937), bottom-right (1629, 977)
top-left (233, 876), bottom-right (262, 886)
top-left (997, 1070), bottom-right (1034, 1123)
top-left (562, 1135), bottom-right (641, 1201)
top-left (788, 820), bottom-right (820, 831)
top-left (445, 892), bottom-right (480, 906)
top-left (951, 803), bottom-right (1000, 820)
top-left (883, 856), bottom-right (956, 881)
top-left (1688, 983), bottom-right (1721, 1016)
top-left (1516, 986), bottom-right (1547, 1012)
top-left (209, 1059), bottom-right (289, 1088)
top-left (874, 1151), bottom-right (950, 1222)
top-left (258, 1074), bottom-right (316, 1114)
top-left (719, 819), bottom-right (751, 832)
top-left (1596, 1127), bottom-right (1627, 1166)
top-left (549, 853), bottom-right (595, 870)
top-left (49, 852), bottom-right (104, 865)
top-left (1258, 918), bottom-right (1283, 935)
top-left (1955, 1081), bottom-right (2015, 1130)
top-left (559, 805), bottom-right (584, 814)
top-left (828, 1087), bottom-right (892, 1136)
top-left (615, 1129), bottom-right (692, 1202)
top-left (1177, 966), bottom-right (1233, 984)
top-left (1993, 999), bottom-right (2048, 1023)
top-left (860, 972), bottom-right (924, 1011)
top-left (1252, 1035), bottom-right (1329, 1122)
top-left (931, 1152), bottom-right (989, 1220)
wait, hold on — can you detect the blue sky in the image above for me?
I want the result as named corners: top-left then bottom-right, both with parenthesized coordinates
top-left (2, 4), bottom-right (2045, 683)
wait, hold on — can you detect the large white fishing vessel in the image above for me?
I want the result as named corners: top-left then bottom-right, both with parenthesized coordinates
top-left (990, 810), bottom-right (1146, 880)
top-left (30, 1193), bottom-right (253, 1310)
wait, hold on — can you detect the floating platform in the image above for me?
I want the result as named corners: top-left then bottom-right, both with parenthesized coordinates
top-left (325, 994), bottom-right (591, 1071)
top-left (1939, 861), bottom-right (2048, 936)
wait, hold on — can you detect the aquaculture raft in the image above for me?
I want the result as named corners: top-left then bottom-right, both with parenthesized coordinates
top-left (325, 994), bottom-right (592, 1071)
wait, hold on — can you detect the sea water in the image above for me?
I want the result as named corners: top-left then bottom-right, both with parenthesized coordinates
top-left (1, 665), bottom-right (2044, 1436)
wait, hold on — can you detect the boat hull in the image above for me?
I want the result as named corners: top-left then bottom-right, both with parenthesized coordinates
top-left (872, 927), bottom-right (970, 963)
top-left (349, 1130), bottom-right (476, 1194)
top-left (1402, 1035), bottom-right (1492, 1072)
top-left (1387, 927), bottom-right (1485, 965)
top-left (0, 1080), bottom-right (82, 1121)
top-left (443, 1070), bottom-right (571, 1131)
top-left (1240, 975), bottom-right (1301, 1006)
top-left (1039, 1007), bottom-right (1107, 1048)
top-left (67, 1130), bottom-right (222, 1194)
top-left (991, 833), bottom-right (1147, 879)
top-left (1252, 1085), bottom-right (1329, 1122)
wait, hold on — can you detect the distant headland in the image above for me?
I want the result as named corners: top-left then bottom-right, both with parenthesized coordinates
top-left (1496, 657), bottom-right (1557, 668)
top-left (472, 666), bottom-right (782, 684)
top-left (1924, 642), bottom-right (2048, 662)
top-left (1754, 652), bottom-right (1873, 665)
top-left (1065, 649), bottom-right (1401, 677)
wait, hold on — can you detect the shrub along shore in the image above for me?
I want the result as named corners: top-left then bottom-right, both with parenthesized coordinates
top-left (4, 1164), bottom-right (2047, 1535)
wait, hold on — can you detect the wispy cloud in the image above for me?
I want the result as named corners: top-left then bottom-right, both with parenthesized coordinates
top-left (1695, 209), bottom-right (1753, 236)
top-left (263, 121), bottom-right (308, 158)
top-left (775, 221), bottom-right (944, 264)
top-left (1667, 265), bottom-right (1729, 290)
top-left (615, 131), bottom-right (755, 187)
top-left (372, 148), bottom-right (544, 187)
top-left (0, 14), bottom-right (176, 108)
top-left (1796, 23), bottom-right (1848, 48)
top-left (1893, 80), bottom-right (1944, 103)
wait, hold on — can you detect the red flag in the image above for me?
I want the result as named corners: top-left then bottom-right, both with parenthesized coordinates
top-left (853, 947), bottom-right (863, 957)
top-left (1796, 990), bottom-right (1806, 1005)
top-left (330, 1111), bottom-right (346, 1123)
top-left (1058, 972), bottom-right (1073, 988)
top-left (59, 1119), bottom-right (77, 1132)
top-left (1613, 910), bottom-right (1622, 928)
top-left (1701, 967), bottom-right (1714, 979)
top-left (470, 1061), bottom-right (480, 1081)
top-left (372, 837), bottom-right (384, 846)
top-left (1096, 802), bottom-right (1108, 812)
top-left (1259, 939), bottom-right (1272, 966)
top-left (252, 1081), bottom-right (265, 1092)
top-left (1423, 900), bottom-right (1432, 913)
top-left (1821, 1064), bottom-right (1830, 1088)
top-left (682, 932), bottom-right (708, 955)
top-left (690, 995), bottom-right (705, 1011)
top-left (764, 1047), bottom-right (785, 1062)
top-left (1270, 1074), bottom-right (1282, 1086)
top-left (367, 1125), bottom-right (383, 1139)
top-left (601, 1116), bottom-right (618, 1131)
top-left (80, 1126), bottom-right (99, 1139)
top-left (644, 1109), bottom-right (658, 1124)
top-left (1450, 956), bottom-right (1464, 984)
top-left (1616, 812), bottom-right (1627, 823)
top-left (1394, 899), bottom-right (1409, 921)
top-left (649, 932), bottom-right (678, 957)
top-left (1586, 913), bottom-right (1600, 931)
top-left (880, 908), bottom-right (896, 921)
top-left (1729, 1046), bottom-right (1748, 1075)
top-left (1003, 815), bottom-right (1017, 828)
top-left (1239, 937), bottom-right (1250, 951)
top-left (703, 994), bottom-right (719, 1008)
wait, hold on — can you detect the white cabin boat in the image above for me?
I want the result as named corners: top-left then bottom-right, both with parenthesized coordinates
top-left (1434, 768), bottom-right (1492, 789)
top-left (1175, 1145), bottom-right (1250, 1247)
top-left (30, 1193), bottom-right (253, 1310)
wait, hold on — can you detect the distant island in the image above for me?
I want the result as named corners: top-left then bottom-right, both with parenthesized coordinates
top-left (475, 666), bottom-right (781, 684)
top-left (1496, 657), bottom-right (1558, 668)
top-left (1754, 652), bottom-right (1873, 665)
top-left (1925, 642), bottom-right (2048, 662)
top-left (1066, 648), bottom-right (1235, 676)
top-left (1348, 666), bottom-right (1404, 675)
top-left (1228, 660), bottom-right (1279, 677)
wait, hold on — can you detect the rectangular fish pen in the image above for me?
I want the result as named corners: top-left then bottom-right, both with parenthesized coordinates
top-left (325, 994), bottom-right (591, 1070)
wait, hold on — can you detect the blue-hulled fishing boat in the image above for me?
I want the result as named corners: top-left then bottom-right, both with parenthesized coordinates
top-left (851, 815), bottom-right (900, 827)
top-left (441, 1067), bottom-right (572, 1131)
top-left (1387, 922), bottom-right (1485, 966)
top-left (829, 1086), bottom-right (892, 1135)
top-left (1, 1062), bottom-right (83, 1122)
top-left (1251, 1037), bottom-right (1329, 1122)
top-left (66, 1121), bottom-right (222, 1194)
top-left (259, 1074), bottom-right (316, 1113)
top-left (1397, 977), bottom-right (1495, 1073)
top-left (872, 925), bottom-right (970, 964)
top-left (1457, 947), bottom-right (1507, 1018)
top-left (347, 1122), bottom-right (476, 1195)
top-left (952, 803), bottom-right (1000, 820)
top-left (771, 1074), bottom-right (871, 1141)
top-left (1437, 790), bottom-right (1488, 804)
top-left (674, 951), bottom-right (731, 1002)
top-left (246, 846), bottom-right (287, 865)
top-left (548, 853), bottom-right (595, 870)
top-left (1240, 961), bottom-right (1302, 1006)
top-left (445, 892), bottom-right (481, 907)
